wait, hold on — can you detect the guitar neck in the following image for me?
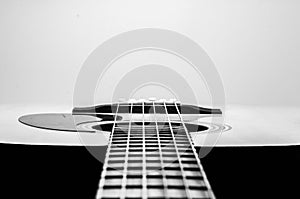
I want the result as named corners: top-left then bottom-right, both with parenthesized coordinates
top-left (95, 102), bottom-right (215, 199)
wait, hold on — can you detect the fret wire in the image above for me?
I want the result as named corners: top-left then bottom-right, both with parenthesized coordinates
top-left (152, 101), bottom-right (169, 198)
top-left (120, 102), bottom-right (133, 199)
top-left (173, 102), bottom-right (216, 199)
top-left (142, 101), bottom-right (147, 199)
top-left (96, 102), bottom-right (120, 199)
top-left (163, 101), bottom-right (192, 199)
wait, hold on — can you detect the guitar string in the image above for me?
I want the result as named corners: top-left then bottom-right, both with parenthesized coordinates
top-left (120, 102), bottom-right (133, 199)
top-left (163, 101), bottom-right (192, 198)
top-left (96, 102), bottom-right (120, 198)
top-left (152, 101), bottom-right (169, 198)
top-left (173, 102), bottom-right (216, 199)
top-left (141, 101), bottom-right (148, 199)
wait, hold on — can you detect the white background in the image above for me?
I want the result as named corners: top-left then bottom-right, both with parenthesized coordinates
top-left (0, 0), bottom-right (299, 106)
top-left (0, 0), bottom-right (300, 146)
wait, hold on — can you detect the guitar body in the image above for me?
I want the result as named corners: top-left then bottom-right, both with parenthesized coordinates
top-left (18, 99), bottom-right (224, 199)
top-left (0, 100), bottom-right (298, 198)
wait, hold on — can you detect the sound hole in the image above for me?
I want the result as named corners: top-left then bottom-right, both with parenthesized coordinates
top-left (92, 122), bottom-right (208, 133)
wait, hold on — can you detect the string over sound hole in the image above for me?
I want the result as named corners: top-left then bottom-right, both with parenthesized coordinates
top-left (92, 122), bottom-right (209, 133)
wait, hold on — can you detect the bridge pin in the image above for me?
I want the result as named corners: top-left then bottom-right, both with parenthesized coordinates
top-left (118, 98), bottom-right (126, 102)
top-left (129, 98), bottom-right (136, 103)
top-left (176, 100), bottom-right (182, 104)
top-left (148, 97), bottom-right (156, 101)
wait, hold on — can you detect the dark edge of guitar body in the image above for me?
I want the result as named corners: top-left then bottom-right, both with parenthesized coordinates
top-left (72, 103), bottom-right (222, 115)
top-left (1, 144), bottom-right (299, 199)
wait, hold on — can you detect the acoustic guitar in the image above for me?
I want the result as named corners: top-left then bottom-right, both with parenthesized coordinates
top-left (15, 98), bottom-right (300, 198)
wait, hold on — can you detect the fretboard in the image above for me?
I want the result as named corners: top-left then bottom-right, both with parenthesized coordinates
top-left (95, 101), bottom-right (215, 199)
